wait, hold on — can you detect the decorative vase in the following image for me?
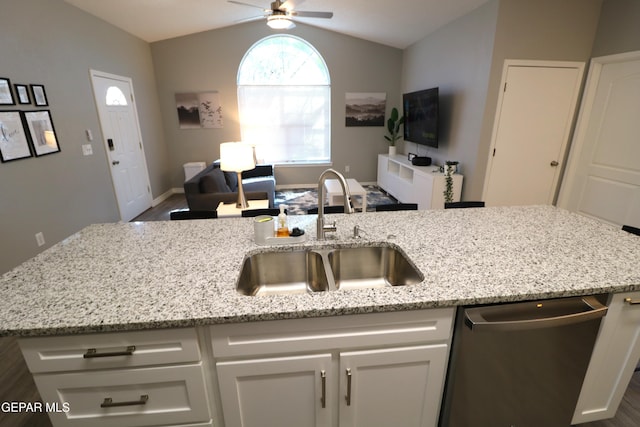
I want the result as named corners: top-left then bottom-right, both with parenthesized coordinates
top-left (444, 164), bottom-right (457, 175)
top-left (388, 146), bottom-right (397, 156)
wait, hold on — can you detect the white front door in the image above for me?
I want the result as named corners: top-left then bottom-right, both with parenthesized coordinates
top-left (558, 51), bottom-right (640, 228)
top-left (483, 61), bottom-right (584, 207)
top-left (90, 70), bottom-right (151, 222)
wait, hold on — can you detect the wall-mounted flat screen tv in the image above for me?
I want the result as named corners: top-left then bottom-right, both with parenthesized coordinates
top-left (403, 87), bottom-right (439, 148)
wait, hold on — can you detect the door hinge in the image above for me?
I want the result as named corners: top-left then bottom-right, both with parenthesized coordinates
top-left (147, 185), bottom-right (150, 193)
top-left (139, 141), bottom-right (142, 150)
top-left (503, 82), bottom-right (507, 92)
top-left (493, 148), bottom-right (496, 157)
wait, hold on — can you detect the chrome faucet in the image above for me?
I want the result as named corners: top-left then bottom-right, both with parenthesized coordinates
top-left (317, 169), bottom-right (354, 240)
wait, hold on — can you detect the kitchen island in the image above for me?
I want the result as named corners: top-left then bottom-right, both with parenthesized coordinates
top-left (1, 206), bottom-right (639, 427)
top-left (0, 205), bottom-right (638, 337)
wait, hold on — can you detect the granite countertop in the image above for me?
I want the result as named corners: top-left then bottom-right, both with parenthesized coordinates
top-left (1, 206), bottom-right (639, 337)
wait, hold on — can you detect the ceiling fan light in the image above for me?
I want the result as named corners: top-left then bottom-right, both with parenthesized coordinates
top-left (267, 15), bottom-right (295, 30)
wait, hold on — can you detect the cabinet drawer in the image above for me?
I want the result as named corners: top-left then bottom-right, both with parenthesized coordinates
top-left (34, 364), bottom-right (210, 427)
top-left (211, 308), bottom-right (454, 358)
top-left (20, 328), bottom-right (200, 373)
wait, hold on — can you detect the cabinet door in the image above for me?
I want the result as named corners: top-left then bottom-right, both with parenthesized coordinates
top-left (217, 354), bottom-right (333, 427)
top-left (339, 345), bottom-right (448, 427)
top-left (573, 292), bottom-right (640, 423)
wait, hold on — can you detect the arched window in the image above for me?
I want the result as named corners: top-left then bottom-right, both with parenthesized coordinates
top-left (237, 35), bottom-right (330, 164)
top-left (105, 86), bottom-right (128, 106)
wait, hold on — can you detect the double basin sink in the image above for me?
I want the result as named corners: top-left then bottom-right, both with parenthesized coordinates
top-left (237, 244), bottom-right (424, 296)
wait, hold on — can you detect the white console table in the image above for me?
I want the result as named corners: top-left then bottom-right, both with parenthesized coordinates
top-left (377, 154), bottom-right (463, 209)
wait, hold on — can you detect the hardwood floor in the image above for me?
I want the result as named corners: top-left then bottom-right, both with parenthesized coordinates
top-left (2, 196), bottom-right (639, 426)
top-left (132, 192), bottom-right (188, 221)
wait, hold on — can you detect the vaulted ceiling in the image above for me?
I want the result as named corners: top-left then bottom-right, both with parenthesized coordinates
top-left (64, 0), bottom-right (490, 49)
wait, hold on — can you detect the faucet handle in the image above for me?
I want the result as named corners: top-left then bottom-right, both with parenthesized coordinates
top-left (324, 221), bottom-right (337, 233)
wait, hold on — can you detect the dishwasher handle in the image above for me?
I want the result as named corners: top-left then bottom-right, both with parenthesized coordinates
top-left (464, 296), bottom-right (607, 332)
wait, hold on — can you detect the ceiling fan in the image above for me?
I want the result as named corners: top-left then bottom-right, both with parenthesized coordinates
top-left (228, 0), bottom-right (333, 30)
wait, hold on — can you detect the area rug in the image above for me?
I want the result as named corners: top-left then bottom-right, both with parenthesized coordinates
top-left (275, 185), bottom-right (398, 215)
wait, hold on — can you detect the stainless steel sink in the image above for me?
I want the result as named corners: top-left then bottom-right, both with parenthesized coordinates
top-left (327, 246), bottom-right (423, 290)
top-left (236, 250), bottom-right (329, 296)
top-left (236, 245), bottom-right (423, 296)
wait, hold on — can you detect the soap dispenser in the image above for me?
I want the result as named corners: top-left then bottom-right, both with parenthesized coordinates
top-left (277, 205), bottom-right (289, 237)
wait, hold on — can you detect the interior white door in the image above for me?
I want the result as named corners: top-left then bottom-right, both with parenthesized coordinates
top-left (557, 52), bottom-right (640, 228)
top-left (483, 61), bottom-right (584, 207)
top-left (90, 70), bottom-right (151, 222)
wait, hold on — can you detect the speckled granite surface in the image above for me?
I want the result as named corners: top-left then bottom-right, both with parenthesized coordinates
top-left (1, 206), bottom-right (638, 336)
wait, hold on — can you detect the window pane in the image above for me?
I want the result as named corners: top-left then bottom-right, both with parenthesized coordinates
top-left (238, 85), bottom-right (330, 164)
top-left (237, 35), bottom-right (330, 165)
top-left (105, 86), bottom-right (128, 106)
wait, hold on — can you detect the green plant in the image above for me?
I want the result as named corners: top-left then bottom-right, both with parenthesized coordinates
top-left (443, 161), bottom-right (459, 203)
top-left (384, 107), bottom-right (405, 146)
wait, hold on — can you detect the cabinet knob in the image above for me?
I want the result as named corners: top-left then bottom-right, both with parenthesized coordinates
top-left (550, 160), bottom-right (559, 167)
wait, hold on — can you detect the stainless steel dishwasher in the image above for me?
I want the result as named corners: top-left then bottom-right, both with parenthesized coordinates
top-left (439, 295), bottom-right (608, 427)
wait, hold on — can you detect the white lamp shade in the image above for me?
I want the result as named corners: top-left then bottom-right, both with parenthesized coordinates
top-left (220, 142), bottom-right (256, 172)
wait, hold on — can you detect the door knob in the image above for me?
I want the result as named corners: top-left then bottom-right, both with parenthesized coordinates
top-left (550, 160), bottom-right (559, 167)
top-left (112, 160), bottom-right (120, 165)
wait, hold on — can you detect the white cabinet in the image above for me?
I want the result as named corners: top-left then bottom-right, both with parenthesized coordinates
top-left (339, 345), bottom-right (449, 427)
top-left (217, 354), bottom-right (333, 427)
top-left (19, 328), bottom-right (211, 427)
top-left (210, 309), bottom-right (454, 427)
top-left (573, 292), bottom-right (640, 424)
top-left (377, 155), bottom-right (463, 209)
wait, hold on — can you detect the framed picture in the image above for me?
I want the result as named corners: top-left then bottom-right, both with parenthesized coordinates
top-left (0, 78), bottom-right (15, 105)
top-left (14, 84), bottom-right (31, 104)
top-left (23, 110), bottom-right (60, 157)
top-left (0, 111), bottom-right (32, 162)
top-left (345, 92), bottom-right (386, 127)
top-left (30, 84), bottom-right (48, 106)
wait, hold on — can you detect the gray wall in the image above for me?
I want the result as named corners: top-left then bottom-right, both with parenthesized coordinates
top-left (401, 0), bottom-right (602, 200)
top-left (591, 0), bottom-right (640, 57)
top-left (401, 2), bottom-right (500, 201)
top-left (151, 21), bottom-right (403, 188)
top-left (0, 0), bottom-right (169, 274)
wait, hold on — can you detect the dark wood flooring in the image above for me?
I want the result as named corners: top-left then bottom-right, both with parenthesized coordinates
top-left (2, 195), bottom-right (639, 427)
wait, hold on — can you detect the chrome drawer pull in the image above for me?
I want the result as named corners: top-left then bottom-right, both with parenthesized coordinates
top-left (345, 368), bottom-right (352, 406)
top-left (84, 345), bottom-right (136, 358)
top-left (320, 370), bottom-right (326, 408)
top-left (624, 298), bottom-right (640, 305)
top-left (101, 394), bottom-right (148, 408)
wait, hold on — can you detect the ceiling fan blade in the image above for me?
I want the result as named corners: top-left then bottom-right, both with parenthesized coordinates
top-left (289, 11), bottom-right (333, 19)
top-left (228, 0), bottom-right (269, 12)
top-left (234, 14), bottom-right (267, 23)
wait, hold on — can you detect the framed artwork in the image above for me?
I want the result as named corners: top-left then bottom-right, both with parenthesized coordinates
top-left (14, 84), bottom-right (31, 104)
top-left (0, 78), bottom-right (15, 105)
top-left (175, 91), bottom-right (223, 129)
top-left (0, 111), bottom-right (32, 162)
top-left (23, 110), bottom-right (60, 157)
top-left (30, 84), bottom-right (48, 106)
top-left (345, 92), bottom-right (386, 127)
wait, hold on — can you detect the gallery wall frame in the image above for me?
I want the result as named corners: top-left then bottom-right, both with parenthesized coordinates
top-left (0, 78), bottom-right (15, 105)
top-left (30, 84), bottom-right (48, 106)
top-left (14, 84), bottom-right (31, 104)
top-left (0, 111), bottom-right (33, 162)
top-left (23, 110), bottom-right (60, 157)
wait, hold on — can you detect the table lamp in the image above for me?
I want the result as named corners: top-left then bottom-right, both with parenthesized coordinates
top-left (220, 142), bottom-right (256, 209)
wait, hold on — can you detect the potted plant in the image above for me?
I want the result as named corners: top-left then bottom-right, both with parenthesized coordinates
top-left (384, 107), bottom-right (404, 156)
top-left (443, 161), bottom-right (459, 203)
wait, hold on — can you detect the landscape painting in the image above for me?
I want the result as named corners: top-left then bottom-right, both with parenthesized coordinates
top-left (175, 91), bottom-right (223, 129)
top-left (345, 92), bottom-right (386, 127)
